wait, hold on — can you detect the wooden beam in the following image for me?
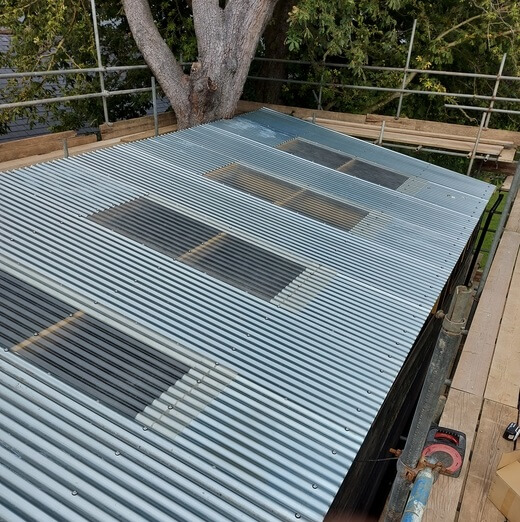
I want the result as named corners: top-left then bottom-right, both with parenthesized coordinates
top-left (451, 230), bottom-right (520, 396)
top-left (506, 196), bottom-right (520, 234)
top-left (100, 112), bottom-right (176, 140)
top-left (423, 389), bottom-right (482, 522)
top-left (457, 399), bottom-right (518, 521)
top-left (484, 254), bottom-right (520, 407)
top-left (0, 130), bottom-right (76, 162)
top-left (236, 100), bottom-right (520, 145)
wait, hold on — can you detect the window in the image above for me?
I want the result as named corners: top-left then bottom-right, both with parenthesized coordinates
top-left (1, 269), bottom-right (189, 418)
top-left (277, 138), bottom-right (353, 169)
top-left (89, 197), bottom-right (305, 301)
top-left (206, 164), bottom-right (367, 232)
top-left (278, 138), bottom-right (409, 189)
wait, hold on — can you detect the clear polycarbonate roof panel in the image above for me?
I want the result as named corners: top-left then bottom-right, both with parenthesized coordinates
top-left (0, 108), bottom-right (493, 521)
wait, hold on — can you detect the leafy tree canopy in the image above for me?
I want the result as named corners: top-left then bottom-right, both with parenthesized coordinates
top-left (1, 0), bottom-right (520, 132)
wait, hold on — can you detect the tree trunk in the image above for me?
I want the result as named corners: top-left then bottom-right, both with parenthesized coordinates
top-left (254, 0), bottom-right (295, 104)
top-left (122, 0), bottom-right (279, 129)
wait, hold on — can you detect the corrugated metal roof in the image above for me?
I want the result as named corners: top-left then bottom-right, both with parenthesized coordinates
top-left (0, 108), bottom-right (493, 521)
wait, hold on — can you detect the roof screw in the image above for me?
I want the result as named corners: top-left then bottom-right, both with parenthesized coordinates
top-left (168, 404), bottom-right (173, 410)
top-left (197, 379), bottom-right (201, 384)
top-left (215, 362), bottom-right (219, 366)
top-left (3, 348), bottom-right (9, 352)
top-left (345, 427), bottom-right (350, 431)
top-left (367, 390), bottom-right (371, 394)
top-left (34, 332), bottom-right (38, 336)
top-left (312, 484), bottom-right (318, 489)
top-left (115, 451), bottom-right (121, 456)
top-left (379, 369), bottom-right (384, 373)
top-left (232, 347), bottom-right (236, 351)
top-left (71, 490), bottom-right (78, 496)
top-left (295, 514), bottom-right (301, 519)
top-left (332, 449), bottom-right (337, 455)
top-left (142, 426), bottom-right (148, 431)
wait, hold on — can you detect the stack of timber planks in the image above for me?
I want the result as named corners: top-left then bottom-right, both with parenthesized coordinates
top-left (423, 192), bottom-right (520, 522)
top-left (236, 100), bottom-right (519, 165)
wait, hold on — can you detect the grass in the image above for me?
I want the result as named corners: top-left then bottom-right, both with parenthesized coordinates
top-left (475, 173), bottom-right (508, 268)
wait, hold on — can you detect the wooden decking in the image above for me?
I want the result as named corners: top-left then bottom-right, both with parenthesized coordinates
top-left (424, 190), bottom-right (520, 522)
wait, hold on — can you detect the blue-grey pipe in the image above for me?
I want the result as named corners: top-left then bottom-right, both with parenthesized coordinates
top-left (401, 468), bottom-right (436, 522)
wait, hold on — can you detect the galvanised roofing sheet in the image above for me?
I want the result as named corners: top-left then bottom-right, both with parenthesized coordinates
top-left (0, 109), bottom-right (493, 521)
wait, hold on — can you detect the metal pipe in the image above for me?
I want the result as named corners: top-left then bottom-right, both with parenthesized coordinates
top-left (251, 57), bottom-right (520, 82)
top-left (464, 55), bottom-right (507, 176)
top-left (401, 467), bottom-right (437, 522)
top-left (466, 111), bottom-right (488, 175)
top-left (0, 86), bottom-right (152, 111)
top-left (484, 54), bottom-right (507, 128)
top-left (477, 161), bottom-right (520, 298)
top-left (151, 77), bottom-right (159, 137)
top-left (0, 65), bottom-right (148, 80)
top-left (384, 286), bottom-right (473, 522)
top-left (377, 121), bottom-right (386, 146)
top-left (89, 0), bottom-right (109, 124)
top-left (445, 104), bottom-right (520, 116)
top-left (246, 75), bottom-right (520, 104)
top-left (396, 19), bottom-right (417, 119)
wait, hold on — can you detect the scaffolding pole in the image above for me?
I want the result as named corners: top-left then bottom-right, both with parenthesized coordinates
top-left (90, 0), bottom-right (109, 124)
top-left (396, 19), bottom-right (417, 119)
top-left (384, 286), bottom-right (473, 521)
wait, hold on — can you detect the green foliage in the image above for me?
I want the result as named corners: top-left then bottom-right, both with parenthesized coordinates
top-left (2, 0), bottom-right (520, 134)
top-left (0, 1), bottom-right (197, 132)
top-left (283, 0), bottom-right (520, 129)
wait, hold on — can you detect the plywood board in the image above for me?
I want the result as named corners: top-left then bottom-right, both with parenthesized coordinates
top-left (458, 399), bottom-right (518, 522)
top-left (451, 230), bottom-right (520, 396)
top-left (485, 256), bottom-right (520, 407)
top-left (423, 389), bottom-right (482, 522)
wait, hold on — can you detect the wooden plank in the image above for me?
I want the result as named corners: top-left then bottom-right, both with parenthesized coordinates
top-left (100, 112), bottom-right (176, 140)
top-left (497, 147), bottom-right (517, 163)
top-left (458, 399), bottom-right (518, 522)
top-left (235, 100), bottom-right (368, 124)
top-left (119, 125), bottom-right (177, 143)
top-left (235, 100), bottom-right (520, 145)
top-left (0, 130), bottom-right (76, 162)
top-left (314, 120), bottom-right (505, 156)
top-left (423, 389), bottom-right (482, 522)
top-left (0, 136), bottom-right (124, 173)
top-left (345, 116), bottom-right (514, 147)
top-left (66, 134), bottom-right (98, 148)
top-left (485, 255), bottom-right (520, 407)
top-left (311, 118), bottom-right (507, 154)
top-left (451, 230), bottom-right (520, 396)
top-left (506, 195), bottom-right (520, 234)
top-left (501, 175), bottom-right (514, 192)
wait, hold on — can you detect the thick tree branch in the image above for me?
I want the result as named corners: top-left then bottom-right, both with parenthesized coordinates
top-left (121, 0), bottom-right (189, 109)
